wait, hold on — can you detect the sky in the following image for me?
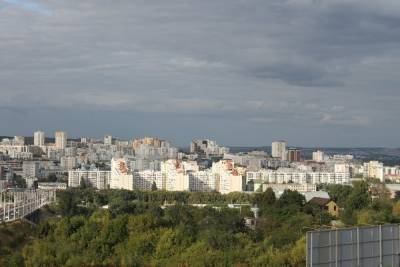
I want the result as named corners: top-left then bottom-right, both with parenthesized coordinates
top-left (0, 0), bottom-right (399, 147)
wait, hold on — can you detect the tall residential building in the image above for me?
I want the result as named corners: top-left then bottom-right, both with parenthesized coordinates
top-left (312, 150), bottom-right (325, 162)
top-left (13, 136), bottom-right (25, 146)
top-left (190, 139), bottom-right (230, 157)
top-left (271, 141), bottom-right (287, 160)
top-left (110, 158), bottom-right (134, 190)
top-left (60, 156), bottom-right (77, 170)
top-left (55, 131), bottom-right (67, 149)
top-left (34, 131), bottom-right (45, 146)
top-left (287, 149), bottom-right (301, 162)
top-left (133, 170), bottom-right (164, 190)
top-left (211, 160), bottom-right (243, 194)
top-left (161, 159), bottom-right (190, 191)
top-left (68, 170), bottom-right (111, 189)
top-left (104, 135), bottom-right (113, 145)
top-left (22, 161), bottom-right (40, 178)
top-left (363, 161), bottom-right (384, 182)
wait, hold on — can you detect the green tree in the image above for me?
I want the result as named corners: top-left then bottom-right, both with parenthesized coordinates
top-left (151, 181), bottom-right (157, 191)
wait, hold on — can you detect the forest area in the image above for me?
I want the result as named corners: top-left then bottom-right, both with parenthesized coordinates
top-left (1, 181), bottom-right (400, 267)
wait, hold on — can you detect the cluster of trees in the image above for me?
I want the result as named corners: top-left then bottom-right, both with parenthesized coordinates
top-left (2, 181), bottom-right (400, 266)
top-left (324, 181), bottom-right (400, 226)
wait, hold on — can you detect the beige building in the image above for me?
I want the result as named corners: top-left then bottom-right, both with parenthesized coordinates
top-left (34, 131), bottom-right (45, 146)
top-left (55, 131), bottom-right (67, 149)
top-left (363, 161), bottom-right (384, 181)
top-left (272, 141), bottom-right (287, 160)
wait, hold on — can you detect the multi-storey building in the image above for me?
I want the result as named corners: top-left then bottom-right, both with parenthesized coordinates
top-left (271, 141), bottom-right (287, 160)
top-left (161, 159), bottom-right (189, 191)
top-left (263, 183), bottom-right (317, 193)
top-left (312, 150), bottom-right (325, 162)
top-left (13, 136), bottom-right (25, 146)
top-left (60, 156), bottom-right (77, 170)
top-left (34, 131), bottom-right (45, 146)
top-left (55, 131), bottom-right (67, 149)
top-left (211, 160), bottom-right (243, 194)
top-left (104, 135), bottom-right (113, 146)
top-left (187, 170), bottom-right (215, 192)
top-left (110, 158), bottom-right (133, 190)
top-left (287, 149), bottom-right (301, 162)
top-left (22, 161), bottom-right (40, 178)
top-left (363, 161), bottom-right (384, 181)
top-left (133, 170), bottom-right (164, 190)
top-left (190, 139), bottom-right (229, 158)
top-left (68, 169), bottom-right (110, 189)
top-left (246, 168), bottom-right (350, 186)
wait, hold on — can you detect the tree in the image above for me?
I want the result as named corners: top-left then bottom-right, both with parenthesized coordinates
top-left (252, 187), bottom-right (276, 207)
top-left (57, 191), bottom-right (78, 216)
top-left (46, 174), bottom-right (58, 182)
top-left (345, 181), bottom-right (370, 211)
top-left (151, 181), bottom-right (158, 191)
top-left (277, 190), bottom-right (305, 207)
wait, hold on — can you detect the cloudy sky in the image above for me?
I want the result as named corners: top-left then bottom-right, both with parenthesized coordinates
top-left (0, 0), bottom-right (399, 147)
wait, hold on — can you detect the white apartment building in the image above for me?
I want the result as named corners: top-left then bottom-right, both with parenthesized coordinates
top-left (190, 139), bottom-right (230, 157)
top-left (60, 156), bottom-right (77, 170)
top-left (38, 182), bottom-right (67, 190)
top-left (312, 150), bottom-right (325, 162)
top-left (363, 161), bottom-right (384, 181)
top-left (161, 159), bottom-right (189, 191)
top-left (104, 135), bottom-right (113, 145)
top-left (55, 131), bottom-right (67, 149)
top-left (110, 158), bottom-right (134, 190)
top-left (22, 161), bottom-right (40, 178)
top-left (133, 170), bottom-right (164, 190)
top-left (188, 170), bottom-right (215, 192)
top-left (0, 144), bottom-right (32, 159)
top-left (271, 141), bottom-right (287, 160)
top-left (34, 131), bottom-right (45, 146)
top-left (246, 168), bottom-right (350, 185)
top-left (263, 183), bottom-right (317, 193)
top-left (13, 136), bottom-right (25, 146)
top-left (68, 169), bottom-right (111, 189)
top-left (211, 160), bottom-right (243, 194)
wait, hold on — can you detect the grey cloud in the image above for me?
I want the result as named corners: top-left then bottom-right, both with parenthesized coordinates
top-left (0, 0), bottom-right (399, 146)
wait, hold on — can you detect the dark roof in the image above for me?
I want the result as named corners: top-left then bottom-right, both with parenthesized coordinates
top-left (309, 197), bottom-right (330, 206)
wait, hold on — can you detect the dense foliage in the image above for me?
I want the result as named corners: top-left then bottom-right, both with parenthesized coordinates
top-left (2, 181), bottom-right (400, 266)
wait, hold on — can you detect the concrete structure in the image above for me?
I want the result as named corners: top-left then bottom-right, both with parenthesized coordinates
top-left (363, 161), bottom-right (384, 182)
top-left (287, 149), bottom-right (301, 162)
top-left (246, 168), bottom-right (350, 185)
top-left (104, 135), bottom-right (113, 145)
top-left (190, 139), bottom-right (229, 158)
top-left (133, 170), bottom-right (164, 190)
top-left (13, 136), bottom-right (25, 146)
top-left (312, 150), bottom-right (325, 162)
top-left (212, 160), bottom-right (243, 194)
top-left (263, 183), bottom-right (317, 193)
top-left (60, 156), bottom-right (77, 170)
top-left (188, 170), bottom-right (215, 192)
top-left (162, 159), bottom-right (190, 191)
top-left (22, 161), bottom-right (39, 178)
top-left (0, 189), bottom-right (56, 223)
top-left (271, 141), bottom-right (287, 160)
top-left (34, 131), bottom-right (45, 146)
top-left (110, 158), bottom-right (133, 190)
top-left (55, 131), bottom-right (67, 149)
top-left (68, 170), bottom-right (111, 189)
top-left (38, 182), bottom-right (67, 190)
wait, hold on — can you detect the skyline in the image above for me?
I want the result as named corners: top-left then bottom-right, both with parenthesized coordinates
top-left (1, 0), bottom-right (400, 147)
top-left (1, 130), bottom-right (400, 149)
